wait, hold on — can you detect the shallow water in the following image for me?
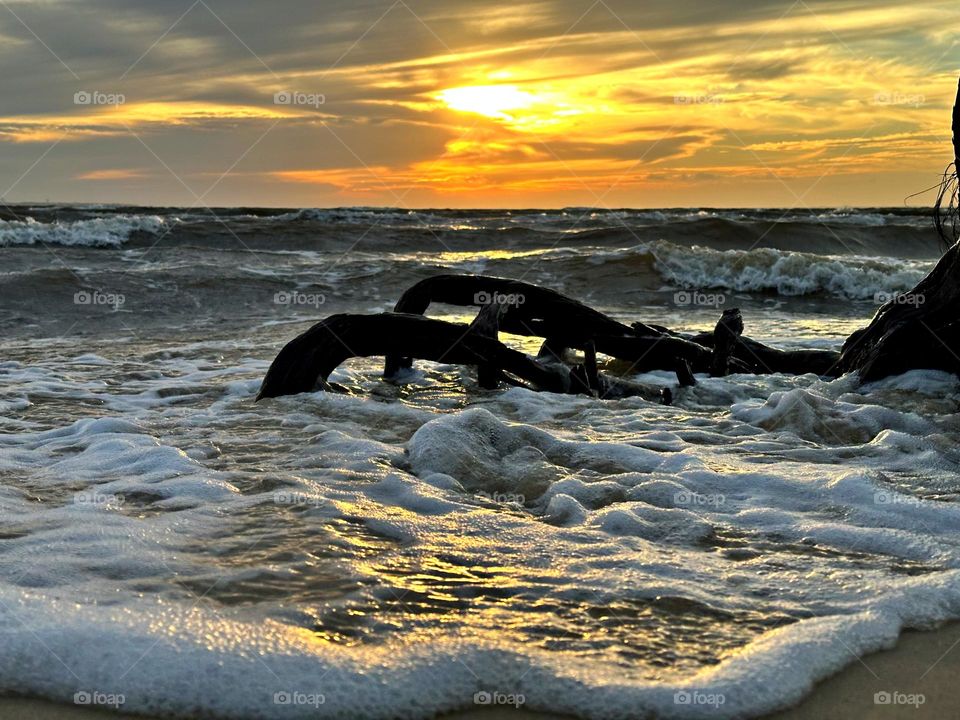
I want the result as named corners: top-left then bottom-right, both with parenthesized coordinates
top-left (1, 205), bottom-right (959, 719)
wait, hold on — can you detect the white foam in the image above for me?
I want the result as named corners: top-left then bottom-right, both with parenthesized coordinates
top-left (5, 308), bottom-right (960, 720)
top-left (648, 240), bottom-right (931, 298)
top-left (731, 385), bottom-right (932, 444)
top-left (407, 407), bottom-right (663, 498)
top-left (3, 572), bottom-right (960, 719)
top-left (0, 214), bottom-right (169, 247)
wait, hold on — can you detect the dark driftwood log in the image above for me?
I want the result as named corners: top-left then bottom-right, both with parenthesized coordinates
top-left (955, 76), bottom-right (960, 186)
top-left (385, 274), bottom-right (672, 374)
top-left (688, 332), bottom-right (840, 375)
top-left (258, 313), bottom-right (560, 398)
top-left (388, 274), bottom-right (838, 376)
top-left (391, 274), bottom-right (650, 338)
top-left (692, 308), bottom-right (840, 378)
top-left (710, 308), bottom-right (745, 377)
top-left (836, 76), bottom-right (960, 381)
top-left (388, 274), bottom-right (731, 374)
top-left (935, 76), bottom-right (960, 246)
top-left (835, 251), bottom-right (960, 380)
top-left (256, 312), bottom-right (668, 401)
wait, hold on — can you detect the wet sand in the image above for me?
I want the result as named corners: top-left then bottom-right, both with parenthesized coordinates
top-left (769, 621), bottom-right (960, 719)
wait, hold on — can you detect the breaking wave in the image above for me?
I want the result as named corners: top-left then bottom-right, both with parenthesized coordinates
top-left (0, 214), bottom-right (169, 247)
top-left (642, 241), bottom-right (932, 299)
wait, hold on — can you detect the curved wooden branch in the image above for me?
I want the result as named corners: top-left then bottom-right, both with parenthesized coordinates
top-left (391, 274), bottom-right (646, 338)
top-left (688, 332), bottom-right (840, 375)
top-left (387, 274), bottom-right (721, 374)
top-left (388, 274), bottom-right (839, 376)
top-left (256, 312), bottom-right (669, 401)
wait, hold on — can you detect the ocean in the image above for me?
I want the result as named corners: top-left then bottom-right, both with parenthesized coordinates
top-left (2, 204), bottom-right (960, 718)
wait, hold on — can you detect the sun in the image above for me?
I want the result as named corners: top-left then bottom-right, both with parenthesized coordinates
top-left (437, 84), bottom-right (536, 120)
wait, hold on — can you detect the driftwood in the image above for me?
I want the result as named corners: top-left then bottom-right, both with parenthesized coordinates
top-left (387, 274), bottom-right (838, 377)
top-left (383, 274), bottom-right (709, 376)
top-left (835, 251), bottom-right (960, 380)
top-left (389, 274), bottom-right (724, 375)
top-left (688, 331), bottom-right (840, 375)
top-left (836, 76), bottom-right (960, 381)
top-left (255, 286), bottom-right (835, 402)
top-left (256, 311), bottom-right (670, 402)
top-left (257, 278), bottom-right (845, 401)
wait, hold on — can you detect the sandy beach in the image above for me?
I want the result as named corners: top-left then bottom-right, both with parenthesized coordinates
top-left (2, 622), bottom-right (958, 720)
top-left (769, 621), bottom-right (960, 719)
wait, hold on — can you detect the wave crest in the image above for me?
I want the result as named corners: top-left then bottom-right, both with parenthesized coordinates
top-left (0, 214), bottom-right (169, 248)
top-left (647, 241), bottom-right (931, 299)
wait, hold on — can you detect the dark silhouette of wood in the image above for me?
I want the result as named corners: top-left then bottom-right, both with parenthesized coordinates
top-left (389, 274), bottom-right (712, 373)
top-left (689, 332), bottom-right (840, 376)
top-left (385, 274), bottom-right (665, 375)
top-left (934, 76), bottom-right (960, 247)
top-left (835, 257), bottom-right (960, 381)
top-left (709, 308), bottom-right (744, 376)
top-left (468, 302), bottom-right (506, 389)
top-left (388, 274), bottom-right (837, 376)
top-left (675, 359), bottom-right (697, 387)
top-left (256, 312), bottom-right (669, 402)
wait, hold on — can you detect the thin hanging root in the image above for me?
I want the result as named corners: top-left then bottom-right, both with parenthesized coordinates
top-left (934, 164), bottom-right (959, 250)
top-left (936, 76), bottom-right (960, 249)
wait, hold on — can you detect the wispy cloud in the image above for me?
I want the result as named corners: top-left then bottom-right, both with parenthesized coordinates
top-left (0, 0), bottom-right (958, 206)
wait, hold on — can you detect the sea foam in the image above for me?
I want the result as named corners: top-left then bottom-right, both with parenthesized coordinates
top-left (0, 214), bottom-right (168, 247)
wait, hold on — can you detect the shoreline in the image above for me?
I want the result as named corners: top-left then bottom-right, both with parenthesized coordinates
top-left (768, 621), bottom-right (960, 719)
top-left (5, 622), bottom-right (960, 719)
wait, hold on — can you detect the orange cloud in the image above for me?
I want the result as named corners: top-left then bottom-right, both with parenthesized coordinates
top-left (76, 169), bottom-right (150, 180)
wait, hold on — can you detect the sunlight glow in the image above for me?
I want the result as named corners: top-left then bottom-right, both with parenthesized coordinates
top-left (24, 1), bottom-right (945, 206)
top-left (438, 85), bottom-right (537, 120)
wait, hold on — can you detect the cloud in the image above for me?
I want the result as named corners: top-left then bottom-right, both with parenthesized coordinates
top-left (0, 0), bottom-right (957, 206)
top-left (75, 168), bottom-right (150, 180)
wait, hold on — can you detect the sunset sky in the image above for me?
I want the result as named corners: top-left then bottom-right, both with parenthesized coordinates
top-left (1, 0), bottom-right (959, 208)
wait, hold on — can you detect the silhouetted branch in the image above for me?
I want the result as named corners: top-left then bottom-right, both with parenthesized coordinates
top-left (256, 312), bottom-right (669, 402)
